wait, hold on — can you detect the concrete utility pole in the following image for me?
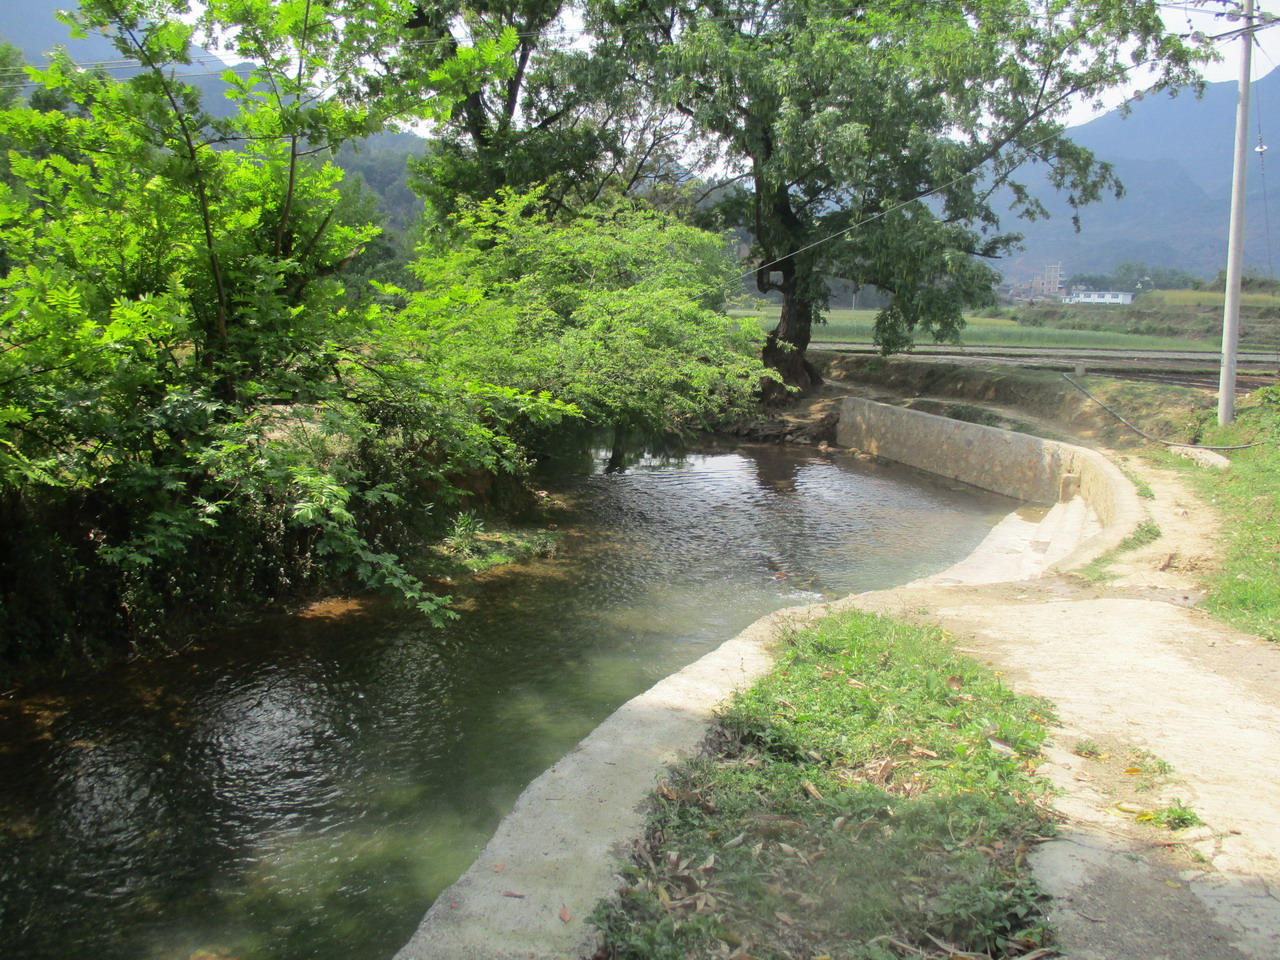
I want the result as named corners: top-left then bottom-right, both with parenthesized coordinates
top-left (1219, 0), bottom-right (1255, 426)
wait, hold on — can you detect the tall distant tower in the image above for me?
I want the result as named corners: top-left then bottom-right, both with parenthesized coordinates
top-left (1030, 263), bottom-right (1063, 299)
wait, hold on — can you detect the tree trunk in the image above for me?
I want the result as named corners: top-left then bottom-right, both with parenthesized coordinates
top-left (760, 266), bottom-right (823, 400)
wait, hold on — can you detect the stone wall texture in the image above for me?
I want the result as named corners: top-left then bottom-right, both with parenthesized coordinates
top-left (835, 397), bottom-right (1141, 570)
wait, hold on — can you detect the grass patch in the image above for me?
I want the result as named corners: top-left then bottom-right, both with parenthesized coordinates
top-left (426, 510), bottom-right (561, 575)
top-left (1120, 467), bottom-right (1156, 500)
top-left (1187, 386), bottom-right (1280, 641)
top-left (945, 403), bottom-right (1007, 428)
top-left (1074, 520), bottom-right (1162, 583)
top-left (731, 308), bottom-right (1219, 352)
top-left (1138, 799), bottom-right (1202, 831)
top-left (1146, 289), bottom-right (1280, 310)
top-left (593, 610), bottom-right (1056, 960)
top-left (940, 403), bottom-right (1046, 439)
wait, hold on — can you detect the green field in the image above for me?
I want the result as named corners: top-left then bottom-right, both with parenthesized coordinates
top-left (732, 307), bottom-right (1222, 352)
top-left (1146, 289), bottom-right (1280, 309)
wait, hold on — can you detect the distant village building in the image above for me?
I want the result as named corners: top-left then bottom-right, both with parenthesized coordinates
top-left (1061, 290), bottom-right (1135, 305)
top-left (1029, 263), bottom-right (1064, 300)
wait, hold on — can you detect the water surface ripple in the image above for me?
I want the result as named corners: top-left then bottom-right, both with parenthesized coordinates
top-left (0, 442), bottom-right (1015, 960)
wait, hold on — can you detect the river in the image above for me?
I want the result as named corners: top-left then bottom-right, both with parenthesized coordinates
top-left (0, 440), bottom-right (1017, 960)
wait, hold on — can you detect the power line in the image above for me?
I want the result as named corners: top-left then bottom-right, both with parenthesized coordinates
top-left (1, 1), bottom-right (1241, 86)
top-left (2, 1), bottom-right (1262, 342)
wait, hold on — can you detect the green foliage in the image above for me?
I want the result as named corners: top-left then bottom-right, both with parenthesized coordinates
top-left (1211, 267), bottom-right (1280, 295)
top-left (1066, 262), bottom-right (1202, 294)
top-left (596, 610), bottom-right (1054, 959)
top-left (403, 190), bottom-right (771, 435)
top-left (403, 0), bottom-right (696, 229)
top-left (598, 0), bottom-right (1208, 382)
top-left (1191, 390), bottom-right (1280, 641)
top-left (1139, 799), bottom-right (1202, 830)
top-left (431, 511), bottom-right (562, 574)
top-left (0, 5), bottom-right (774, 676)
top-left (0, 1), bottom-right (542, 672)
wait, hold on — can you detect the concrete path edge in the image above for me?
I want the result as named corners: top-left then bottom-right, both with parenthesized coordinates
top-left (394, 401), bottom-right (1142, 960)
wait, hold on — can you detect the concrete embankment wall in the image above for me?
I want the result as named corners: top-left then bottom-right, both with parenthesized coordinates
top-left (395, 399), bottom-right (1143, 960)
top-left (835, 396), bottom-right (1142, 572)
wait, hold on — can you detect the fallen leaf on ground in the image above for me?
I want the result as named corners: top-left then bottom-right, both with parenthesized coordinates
top-left (501, 891), bottom-right (525, 899)
top-left (493, 862), bottom-right (506, 873)
top-left (559, 905), bottom-right (572, 922)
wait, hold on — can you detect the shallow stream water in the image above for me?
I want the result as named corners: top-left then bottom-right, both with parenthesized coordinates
top-left (0, 441), bottom-right (1016, 960)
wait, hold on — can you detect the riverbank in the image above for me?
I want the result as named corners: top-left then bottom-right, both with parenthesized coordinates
top-left (397, 357), bottom-right (1280, 960)
top-left (593, 607), bottom-right (1057, 960)
top-left (600, 364), bottom-right (1280, 960)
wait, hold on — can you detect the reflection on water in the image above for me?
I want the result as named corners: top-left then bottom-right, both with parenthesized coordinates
top-left (0, 442), bottom-right (1016, 960)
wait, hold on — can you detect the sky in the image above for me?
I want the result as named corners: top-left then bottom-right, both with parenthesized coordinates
top-left (1063, 1), bottom-right (1280, 125)
top-left (5, 1), bottom-right (1280, 128)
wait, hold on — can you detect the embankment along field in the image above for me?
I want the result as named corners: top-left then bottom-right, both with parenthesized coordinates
top-left (734, 293), bottom-right (1280, 352)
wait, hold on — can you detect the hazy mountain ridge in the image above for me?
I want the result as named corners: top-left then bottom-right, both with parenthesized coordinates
top-left (1006, 70), bottom-right (1280, 282)
top-left (5, 2), bottom-right (1278, 284)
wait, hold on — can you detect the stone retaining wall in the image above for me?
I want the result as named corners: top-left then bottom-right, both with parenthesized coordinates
top-left (394, 400), bottom-right (1144, 960)
top-left (835, 397), bottom-right (1142, 572)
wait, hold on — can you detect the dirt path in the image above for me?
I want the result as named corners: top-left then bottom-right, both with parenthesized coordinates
top-left (843, 454), bottom-right (1280, 959)
top-left (399, 363), bottom-right (1280, 960)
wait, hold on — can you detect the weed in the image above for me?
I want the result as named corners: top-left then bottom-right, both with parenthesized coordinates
top-left (1120, 467), bottom-right (1156, 500)
top-left (1128, 750), bottom-right (1173, 778)
top-left (946, 403), bottom-right (1006, 428)
top-left (1125, 520), bottom-right (1163, 550)
top-left (442, 511), bottom-right (486, 558)
top-left (1140, 799), bottom-right (1202, 830)
top-left (1073, 739), bottom-right (1103, 758)
top-left (1124, 749), bottom-right (1174, 793)
top-left (1189, 389), bottom-right (1280, 641)
top-left (595, 610), bottom-right (1056, 959)
top-left (1075, 520), bottom-right (1163, 582)
top-left (431, 515), bottom-right (561, 575)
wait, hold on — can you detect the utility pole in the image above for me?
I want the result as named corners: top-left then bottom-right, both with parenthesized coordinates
top-left (1219, 0), bottom-right (1255, 426)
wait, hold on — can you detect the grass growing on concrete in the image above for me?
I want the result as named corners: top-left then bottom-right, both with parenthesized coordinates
top-left (593, 610), bottom-right (1055, 960)
top-left (1190, 386), bottom-right (1280, 641)
top-left (1073, 520), bottom-right (1163, 583)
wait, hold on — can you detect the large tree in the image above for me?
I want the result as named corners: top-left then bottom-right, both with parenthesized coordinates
top-left (0, 0), bottom-right (537, 657)
top-left (403, 0), bottom-right (701, 223)
top-left (594, 0), bottom-right (1207, 390)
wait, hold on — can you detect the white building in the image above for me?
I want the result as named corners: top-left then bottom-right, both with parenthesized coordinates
top-left (1061, 290), bottom-right (1134, 305)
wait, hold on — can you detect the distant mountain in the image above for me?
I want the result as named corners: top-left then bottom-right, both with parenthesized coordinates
top-left (7, 3), bottom-right (1275, 284)
top-left (1004, 70), bottom-right (1280, 283)
top-left (0, 0), bottom-right (250, 118)
top-left (1, 1), bottom-right (124, 67)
